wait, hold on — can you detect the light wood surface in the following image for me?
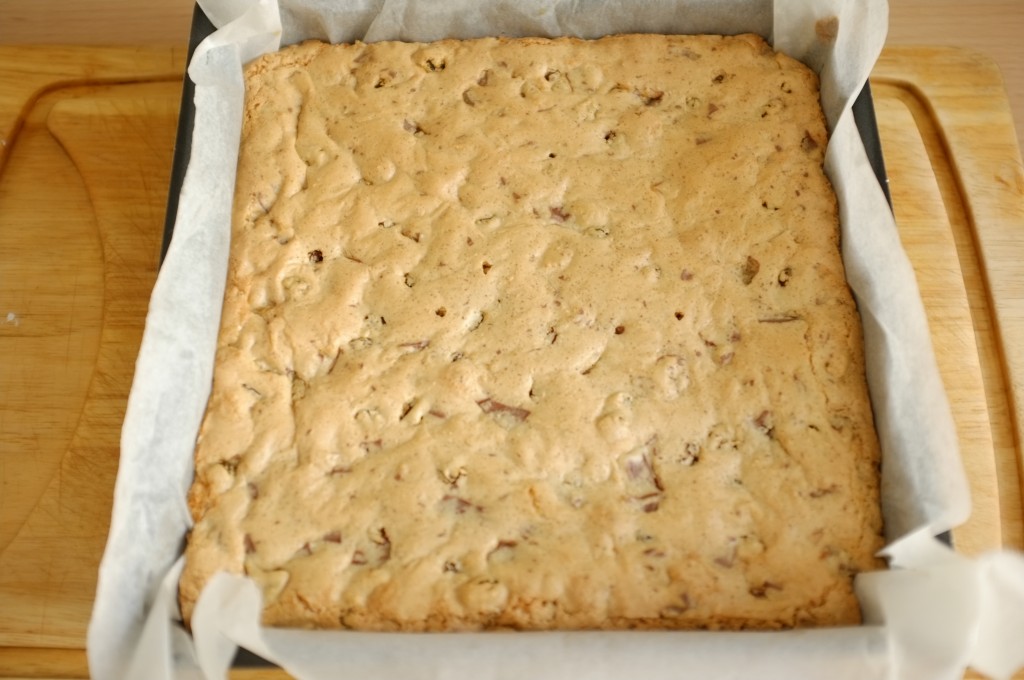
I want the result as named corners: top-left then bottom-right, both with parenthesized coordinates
top-left (0, 38), bottom-right (1022, 680)
top-left (886, 0), bottom-right (1024, 160)
top-left (0, 48), bottom-right (186, 656)
top-left (872, 47), bottom-right (1024, 555)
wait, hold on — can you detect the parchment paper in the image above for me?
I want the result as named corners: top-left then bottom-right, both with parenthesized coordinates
top-left (87, 0), bottom-right (1024, 678)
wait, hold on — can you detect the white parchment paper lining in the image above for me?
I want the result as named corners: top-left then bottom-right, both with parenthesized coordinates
top-left (87, 0), bottom-right (1024, 678)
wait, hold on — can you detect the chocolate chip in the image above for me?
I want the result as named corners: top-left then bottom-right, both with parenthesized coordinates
top-left (477, 397), bottom-right (530, 421)
top-left (740, 256), bottom-right (760, 285)
top-left (549, 206), bottom-right (570, 222)
top-left (802, 130), bottom-right (819, 151)
top-left (638, 88), bottom-right (664, 105)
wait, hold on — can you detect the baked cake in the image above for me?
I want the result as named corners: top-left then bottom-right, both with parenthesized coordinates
top-left (180, 33), bottom-right (885, 631)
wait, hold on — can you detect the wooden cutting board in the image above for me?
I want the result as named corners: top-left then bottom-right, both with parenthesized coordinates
top-left (1, 45), bottom-right (1022, 679)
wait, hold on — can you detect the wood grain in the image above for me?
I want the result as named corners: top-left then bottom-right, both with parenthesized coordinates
top-left (874, 47), bottom-right (1024, 552)
top-left (886, 0), bottom-right (1024, 161)
top-left (0, 43), bottom-right (1021, 679)
top-left (0, 647), bottom-right (294, 679)
top-left (0, 48), bottom-right (185, 654)
top-left (0, 1), bottom-right (194, 47)
top-left (873, 89), bottom-right (1003, 555)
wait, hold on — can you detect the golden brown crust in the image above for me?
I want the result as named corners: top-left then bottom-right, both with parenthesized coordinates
top-left (180, 33), bottom-right (884, 631)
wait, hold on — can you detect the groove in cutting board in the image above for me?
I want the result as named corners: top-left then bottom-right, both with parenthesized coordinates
top-left (0, 81), bottom-right (180, 649)
top-left (0, 45), bottom-right (187, 179)
top-left (873, 81), bottom-right (1003, 554)
top-left (875, 46), bottom-right (1024, 557)
top-left (875, 77), bottom-right (1024, 552)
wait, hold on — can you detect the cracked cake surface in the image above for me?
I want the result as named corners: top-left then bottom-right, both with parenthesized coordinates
top-left (179, 33), bottom-right (885, 630)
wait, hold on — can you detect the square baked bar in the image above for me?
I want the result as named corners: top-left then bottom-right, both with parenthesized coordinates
top-left (180, 33), bottom-right (884, 630)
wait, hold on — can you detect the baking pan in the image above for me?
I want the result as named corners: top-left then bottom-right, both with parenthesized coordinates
top-left (161, 3), bottom-right (217, 262)
top-left (159, 2), bottom-right (906, 668)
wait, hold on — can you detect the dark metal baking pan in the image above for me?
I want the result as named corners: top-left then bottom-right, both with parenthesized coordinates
top-left (160, 3), bottom-right (914, 668)
top-left (161, 3), bottom-right (217, 262)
